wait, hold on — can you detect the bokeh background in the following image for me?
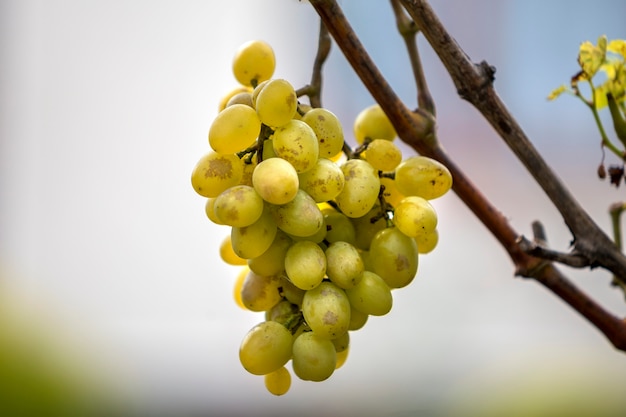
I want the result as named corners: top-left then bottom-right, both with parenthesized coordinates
top-left (1, 0), bottom-right (626, 416)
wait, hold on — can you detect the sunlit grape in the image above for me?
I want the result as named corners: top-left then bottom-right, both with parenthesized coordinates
top-left (232, 40), bottom-right (275, 87)
top-left (264, 366), bottom-right (291, 396)
top-left (353, 104), bottom-right (396, 144)
top-left (209, 104), bottom-right (261, 154)
top-left (213, 185), bottom-right (264, 228)
top-left (273, 120), bottom-right (320, 173)
top-left (393, 196), bottom-right (438, 238)
top-left (298, 158), bottom-right (345, 203)
top-left (301, 107), bottom-right (345, 158)
top-left (363, 139), bottom-right (402, 171)
top-left (394, 156), bottom-right (453, 200)
top-left (334, 159), bottom-right (380, 218)
top-left (255, 79), bottom-right (297, 128)
top-left (284, 241), bottom-right (326, 290)
top-left (252, 157), bottom-right (299, 205)
top-left (191, 152), bottom-right (244, 198)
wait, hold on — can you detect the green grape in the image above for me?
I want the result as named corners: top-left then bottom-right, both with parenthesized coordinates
top-left (394, 156), bottom-right (453, 200)
top-left (415, 228), bottom-right (439, 254)
top-left (348, 306), bottom-right (368, 331)
top-left (191, 151), bottom-right (244, 198)
top-left (232, 40), bottom-right (275, 87)
top-left (255, 79), bottom-right (297, 128)
top-left (262, 138), bottom-right (277, 160)
top-left (287, 216), bottom-right (327, 244)
top-left (393, 196), bottom-right (438, 238)
top-left (269, 189), bottom-right (323, 237)
top-left (323, 209), bottom-right (356, 245)
top-left (301, 107), bottom-right (345, 158)
top-left (225, 91), bottom-right (253, 108)
top-left (240, 270), bottom-right (283, 312)
top-left (280, 275), bottom-right (306, 307)
top-left (369, 227), bottom-right (419, 289)
top-left (345, 270), bottom-right (392, 316)
top-left (363, 139), bottom-right (402, 171)
top-left (265, 299), bottom-right (300, 327)
top-left (208, 104), bottom-right (261, 154)
top-left (331, 331), bottom-right (350, 353)
top-left (205, 198), bottom-right (225, 225)
top-left (213, 185), bottom-right (264, 228)
top-left (334, 159), bottom-right (381, 218)
top-left (252, 157), bottom-right (299, 205)
top-left (264, 366), bottom-right (291, 396)
top-left (379, 177), bottom-right (405, 207)
top-left (219, 235), bottom-right (246, 266)
top-left (284, 241), bottom-right (327, 290)
top-left (231, 207), bottom-right (277, 259)
top-left (239, 321), bottom-right (292, 375)
top-left (272, 120), bottom-right (319, 173)
top-left (292, 331), bottom-right (336, 381)
top-left (325, 241), bottom-right (364, 289)
top-left (248, 231), bottom-right (292, 276)
top-left (335, 346), bottom-right (349, 369)
top-left (350, 204), bottom-right (387, 250)
top-left (302, 281), bottom-right (350, 339)
top-left (298, 158), bottom-right (345, 203)
top-left (353, 104), bottom-right (397, 144)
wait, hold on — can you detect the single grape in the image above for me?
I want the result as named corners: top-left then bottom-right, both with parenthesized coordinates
top-left (350, 204), bottom-right (387, 250)
top-left (325, 241), bottom-right (364, 289)
top-left (353, 104), bottom-right (397, 144)
top-left (323, 209), bottom-right (356, 245)
top-left (301, 107), bottom-right (345, 158)
top-left (280, 275), bottom-right (306, 307)
top-left (239, 321), bottom-right (292, 375)
top-left (240, 270), bottom-right (282, 312)
top-left (272, 120), bottom-right (319, 173)
top-left (363, 139), bottom-right (402, 171)
top-left (345, 270), bottom-right (393, 316)
top-left (331, 331), bottom-right (350, 353)
top-left (191, 151), bottom-right (244, 198)
top-left (287, 216), bottom-right (327, 244)
top-left (252, 157), bottom-right (299, 205)
top-left (335, 347), bottom-right (349, 370)
top-left (218, 85), bottom-right (252, 112)
top-left (233, 266), bottom-right (248, 310)
top-left (292, 331), bottom-right (336, 381)
top-left (255, 79), bottom-right (297, 128)
top-left (213, 185), bottom-right (264, 228)
top-left (231, 207), bottom-right (277, 259)
top-left (225, 91), bottom-right (253, 108)
top-left (348, 306), bottom-right (368, 331)
top-left (264, 366), bottom-right (291, 396)
top-left (302, 281), bottom-right (350, 339)
top-left (248, 231), bottom-right (292, 276)
top-left (269, 189), bottom-right (324, 237)
top-left (415, 228), bottom-right (439, 254)
top-left (394, 156), bottom-right (453, 200)
top-left (369, 227), bottom-right (419, 289)
top-left (298, 158), bottom-right (345, 203)
top-left (219, 235), bottom-right (246, 266)
top-left (284, 241), bottom-right (327, 290)
top-left (232, 40), bottom-right (275, 87)
top-left (208, 104), bottom-right (261, 154)
top-left (205, 198), bottom-right (225, 225)
top-left (334, 159), bottom-right (381, 218)
top-left (392, 195), bottom-right (438, 238)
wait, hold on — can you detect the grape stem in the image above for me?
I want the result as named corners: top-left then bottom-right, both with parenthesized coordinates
top-left (308, 0), bottom-right (626, 352)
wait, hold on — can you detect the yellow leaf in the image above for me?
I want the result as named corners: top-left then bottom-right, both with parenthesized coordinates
top-left (608, 39), bottom-right (626, 60)
top-left (594, 83), bottom-right (609, 109)
top-left (547, 84), bottom-right (568, 100)
top-left (578, 35), bottom-right (607, 78)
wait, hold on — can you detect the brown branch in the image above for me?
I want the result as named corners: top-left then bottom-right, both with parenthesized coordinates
top-left (296, 19), bottom-right (331, 108)
top-left (398, 0), bottom-right (626, 285)
top-left (308, 0), bottom-right (626, 352)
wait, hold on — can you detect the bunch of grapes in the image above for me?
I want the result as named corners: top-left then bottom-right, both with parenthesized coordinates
top-left (191, 40), bottom-right (452, 395)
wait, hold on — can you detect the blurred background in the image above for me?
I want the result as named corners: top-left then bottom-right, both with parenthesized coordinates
top-left (1, 0), bottom-right (626, 416)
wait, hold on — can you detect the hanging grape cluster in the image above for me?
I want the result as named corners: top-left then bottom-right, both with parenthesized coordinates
top-left (190, 40), bottom-right (452, 395)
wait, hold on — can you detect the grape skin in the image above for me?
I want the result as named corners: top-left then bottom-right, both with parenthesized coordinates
top-left (232, 40), bottom-right (275, 87)
top-left (239, 321), bottom-right (292, 376)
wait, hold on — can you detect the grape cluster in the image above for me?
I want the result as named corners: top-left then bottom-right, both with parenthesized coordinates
top-left (191, 40), bottom-right (452, 395)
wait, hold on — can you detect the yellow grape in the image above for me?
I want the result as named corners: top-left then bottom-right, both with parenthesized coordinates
top-left (302, 281), bottom-right (350, 339)
top-left (252, 157), bottom-right (299, 205)
top-left (239, 159), bottom-right (257, 187)
top-left (264, 366), bottom-right (291, 396)
top-left (209, 104), bottom-right (261, 154)
top-left (233, 266), bottom-right (248, 310)
top-left (369, 227), bottom-right (418, 289)
top-left (213, 185), bottom-right (264, 228)
top-left (269, 189), bottom-right (324, 237)
top-left (272, 120), bottom-right (319, 173)
top-left (379, 177), bottom-right (405, 207)
top-left (191, 151), bottom-right (244, 198)
top-left (301, 108), bottom-right (345, 158)
top-left (250, 80), bottom-right (269, 108)
top-left (219, 235), bottom-right (246, 266)
top-left (239, 321), bottom-right (292, 375)
top-left (415, 228), bottom-right (439, 254)
top-left (325, 241), bottom-right (364, 289)
top-left (205, 198), bottom-right (225, 225)
top-left (287, 216), bottom-right (327, 244)
top-left (392, 195), bottom-right (438, 238)
top-left (248, 231), bottom-right (292, 276)
top-left (335, 347), bottom-right (349, 369)
top-left (232, 40), bottom-right (275, 87)
top-left (348, 306), bottom-right (368, 331)
top-left (240, 270), bottom-right (282, 312)
top-left (394, 156), bottom-right (452, 200)
top-left (284, 241), bottom-right (327, 290)
top-left (363, 139), bottom-right (402, 171)
top-left (231, 207), bottom-right (277, 259)
top-left (334, 159), bottom-right (380, 218)
top-left (225, 91), bottom-right (253, 108)
top-left (292, 331), bottom-right (336, 381)
top-left (345, 270), bottom-right (392, 316)
top-left (255, 79), bottom-right (297, 128)
top-left (353, 104), bottom-right (397, 144)
top-left (218, 86), bottom-right (252, 112)
top-left (331, 331), bottom-right (349, 353)
top-left (298, 158), bottom-right (345, 203)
